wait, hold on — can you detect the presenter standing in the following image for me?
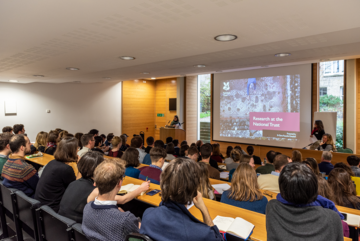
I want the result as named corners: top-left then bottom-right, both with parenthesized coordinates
top-left (310, 120), bottom-right (325, 141)
top-left (170, 115), bottom-right (180, 127)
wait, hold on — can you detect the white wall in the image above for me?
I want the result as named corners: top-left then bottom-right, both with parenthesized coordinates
top-left (0, 81), bottom-right (122, 141)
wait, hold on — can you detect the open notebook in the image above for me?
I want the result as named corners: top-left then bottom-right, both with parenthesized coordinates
top-left (213, 216), bottom-right (254, 240)
top-left (118, 184), bottom-right (140, 194)
top-left (211, 184), bottom-right (231, 195)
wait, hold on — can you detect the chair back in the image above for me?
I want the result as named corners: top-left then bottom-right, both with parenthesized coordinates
top-left (351, 176), bottom-right (360, 195)
top-left (126, 232), bottom-right (154, 241)
top-left (69, 223), bottom-right (88, 241)
top-left (0, 182), bottom-right (15, 218)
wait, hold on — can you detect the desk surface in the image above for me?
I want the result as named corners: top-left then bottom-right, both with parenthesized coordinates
top-left (25, 153), bottom-right (54, 166)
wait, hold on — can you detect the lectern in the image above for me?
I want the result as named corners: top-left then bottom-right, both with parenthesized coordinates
top-left (160, 127), bottom-right (186, 144)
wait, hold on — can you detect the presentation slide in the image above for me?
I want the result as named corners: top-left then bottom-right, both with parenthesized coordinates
top-left (213, 64), bottom-right (312, 148)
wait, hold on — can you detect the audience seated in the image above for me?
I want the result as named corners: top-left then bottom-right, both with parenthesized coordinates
top-left (131, 136), bottom-right (147, 163)
top-left (291, 150), bottom-right (303, 162)
top-left (35, 137), bottom-right (77, 211)
top-left (45, 130), bottom-right (59, 155)
top-left (2, 134), bottom-right (39, 197)
top-left (142, 140), bottom-right (164, 165)
top-left (0, 133), bottom-right (12, 175)
top-left (257, 154), bottom-right (289, 193)
top-left (173, 139), bottom-right (180, 156)
top-left (318, 151), bottom-right (334, 175)
top-left (347, 155), bottom-right (360, 177)
top-left (139, 147), bottom-right (167, 184)
top-left (13, 124), bottom-right (25, 135)
top-left (211, 143), bottom-right (224, 163)
top-left (108, 136), bottom-right (123, 158)
top-left (186, 146), bottom-right (199, 161)
top-left (197, 162), bottom-right (215, 200)
top-left (92, 136), bottom-right (105, 154)
top-left (246, 145), bottom-right (261, 165)
top-left (199, 144), bottom-right (220, 180)
top-left (179, 144), bottom-right (189, 157)
top-left (145, 136), bottom-right (154, 154)
top-left (140, 158), bottom-right (223, 241)
top-left (266, 162), bottom-right (343, 241)
top-left (121, 147), bottom-right (141, 178)
top-left (75, 132), bottom-right (83, 150)
top-left (59, 151), bottom-right (104, 222)
top-left (221, 163), bottom-right (268, 214)
top-left (2, 126), bottom-right (13, 133)
top-left (120, 134), bottom-right (129, 151)
top-left (224, 146), bottom-right (233, 165)
top-left (226, 149), bottom-right (241, 171)
top-left (33, 131), bottom-right (48, 153)
top-left (82, 159), bottom-right (141, 240)
top-left (256, 151), bottom-right (276, 174)
top-left (165, 142), bottom-right (176, 160)
top-left (328, 168), bottom-right (360, 209)
top-left (78, 134), bottom-right (95, 157)
top-left (104, 133), bottom-right (114, 147)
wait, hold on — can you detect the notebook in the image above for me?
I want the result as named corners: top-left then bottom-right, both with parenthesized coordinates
top-left (211, 184), bottom-right (231, 194)
top-left (220, 172), bottom-right (229, 179)
top-left (213, 216), bottom-right (254, 240)
top-left (118, 184), bottom-right (140, 194)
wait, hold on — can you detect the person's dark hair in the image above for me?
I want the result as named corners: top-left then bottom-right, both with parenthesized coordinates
top-left (200, 143), bottom-right (212, 159)
top-left (154, 140), bottom-right (165, 148)
top-left (75, 132), bottom-right (83, 148)
top-left (279, 162), bottom-right (318, 204)
top-left (94, 159), bottom-right (125, 195)
top-left (334, 162), bottom-right (355, 177)
top-left (13, 124), bottom-right (24, 134)
top-left (226, 146), bottom-right (233, 158)
top-left (77, 151), bottom-right (105, 179)
top-left (274, 154), bottom-right (289, 171)
top-left (212, 143), bottom-right (221, 156)
top-left (166, 142), bottom-right (175, 155)
top-left (196, 140), bottom-right (203, 151)
top-left (315, 120), bottom-right (324, 132)
top-left (166, 137), bottom-right (173, 144)
top-left (88, 129), bottom-right (99, 136)
top-left (347, 155), bottom-right (360, 167)
top-left (2, 126), bottom-right (13, 133)
top-left (0, 133), bottom-right (13, 152)
top-left (47, 130), bottom-right (59, 143)
top-left (9, 134), bottom-right (26, 153)
top-left (81, 134), bottom-right (94, 147)
top-left (160, 158), bottom-right (200, 205)
top-left (317, 176), bottom-right (334, 201)
top-left (187, 146), bottom-right (199, 156)
top-left (131, 136), bottom-right (143, 148)
top-left (246, 146), bottom-right (254, 156)
top-left (150, 147), bottom-right (167, 163)
top-left (94, 136), bottom-right (103, 147)
top-left (106, 133), bottom-right (114, 142)
top-left (180, 140), bottom-right (188, 146)
top-left (54, 137), bottom-right (78, 163)
top-left (190, 143), bottom-right (196, 148)
top-left (172, 139), bottom-right (179, 147)
top-left (266, 150), bottom-right (276, 164)
top-left (146, 136), bottom-right (155, 146)
top-left (303, 157), bottom-right (320, 175)
top-left (234, 145), bottom-right (243, 152)
top-left (180, 145), bottom-right (189, 157)
top-left (100, 134), bottom-right (106, 141)
top-left (121, 147), bottom-right (140, 168)
top-left (67, 133), bottom-right (74, 138)
top-left (292, 150), bottom-right (302, 163)
top-left (120, 135), bottom-right (126, 146)
top-left (55, 128), bottom-right (63, 133)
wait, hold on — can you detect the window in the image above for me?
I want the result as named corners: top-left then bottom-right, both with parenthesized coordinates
top-left (324, 60), bottom-right (344, 76)
top-left (319, 87), bottom-right (327, 96)
top-left (198, 74), bottom-right (211, 143)
top-left (340, 86), bottom-right (344, 101)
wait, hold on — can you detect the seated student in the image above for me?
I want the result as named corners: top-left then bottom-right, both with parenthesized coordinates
top-left (119, 134), bottom-right (129, 152)
top-left (198, 162), bottom-right (215, 200)
top-left (142, 140), bottom-right (164, 165)
top-left (200, 144), bottom-right (220, 180)
top-left (104, 133), bottom-right (114, 147)
top-left (302, 157), bottom-right (321, 175)
top-left (179, 144), bottom-right (189, 157)
top-left (13, 124), bottom-right (25, 135)
top-left (317, 133), bottom-right (336, 152)
top-left (187, 146), bottom-right (199, 161)
top-left (266, 162), bottom-right (343, 241)
top-left (45, 130), bottom-right (59, 155)
top-left (211, 143), bottom-right (224, 163)
top-left (246, 145), bottom-right (261, 165)
top-left (347, 155), bottom-right (360, 177)
top-left (228, 154), bottom-right (255, 182)
top-left (221, 163), bottom-right (268, 214)
top-left (100, 134), bottom-right (106, 145)
top-left (58, 130), bottom-right (69, 142)
top-left (226, 149), bottom-right (241, 171)
top-left (334, 162), bottom-right (355, 176)
top-left (291, 150), bottom-right (302, 163)
top-left (224, 146), bottom-right (234, 165)
top-left (2, 126), bottom-right (13, 133)
top-left (75, 132), bottom-right (83, 150)
top-left (318, 151), bottom-right (334, 175)
top-left (0, 133), bottom-right (12, 175)
top-left (234, 145), bottom-right (247, 155)
top-left (82, 159), bottom-right (141, 240)
top-left (164, 137), bottom-right (173, 149)
top-left (88, 129), bottom-right (99, 137)
top-left (328, 168), bottom-right (360, 209)
top-left (173, 139), bottom-right (180, 156)
top-left (2, 135), bottom-right (39, 197)
top-left (59, 152), bottom-right (105, 222)
top-left (78, 134), bottom-right (95, 158)
top-left (165, 142), bottom-right (176, 161)
top-left (92, 136), bottom-right (105, 154)
top-left (131, 136), bottom-right (147, 163)
top-left (145, 136), bottom-right (154, 154)
top-left (139, 147), bottom-right (167, 184)
top-left (33, 131), bottom-right (48, 153)
top-left (140, 158), bottom-right (223, 241)
top-left (180, 140), bottom-right (187, 146)
top-left (256, 151), bottom-right (276, 174)
top-left (257, 154), bottom-right (289, 193)
top-left (121, 147), bottom-right (141, 178)
top-left (35, 137), bottom-right (77, 212)
top-left (107, 136), bottom-right (123, 158)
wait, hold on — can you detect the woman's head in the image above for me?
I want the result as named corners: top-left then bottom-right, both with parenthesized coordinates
top-left (58, 130), bottom-right (69, 141)
top-left (315, 120), bottom-right (324, 131)
top-left (34, 131), bottom-right (48, 148)
top-left (196, 140), bottom-right (203, 150)
top-left (229, 163), bottom-right (263, 201)
top-left (323, 133), bottom-right (335, 149)
top-left (334, 162), bottom-right (355, 177)
top-left (121, 147), bottom-right (140, 168)
top-left (317, 176), bottom-right (334, 201)
top-left (212, 143), bottom-right (220, 156)
top-left (302, 157), bottom-right (320, 175)
top-left (234, 145), bottom-right (242, 152)
top-left (120, 135), bottom-right (126, 146)
top-left (75, 133), bottom-right (83, 148)
top-left (174, 115), bottom-right (179, 122)
top-left (111, 136), bottom-right (122, 149)
top-left (180, 144), bottom-right (189, 157)
top-left (47, 130), bottom-right (59, 143)
top-left (240, 154), bottom-right (255, 168)
top-left (279, 162), bottom-right (318, 205)
top-left (291, 150), bottom-right (302, 163)
top-left (230, 149), bottom-right (242, 163)
top-left (78, 151), bottom-right (105, 179)
top-left (94, 136), bottom-right (103, 147)
top-left (226, 146), bottom-right (233, 158)
top-left (197, 162), bottom-right (212, 199)
top-left (54, 137), bottom-right (78, 163)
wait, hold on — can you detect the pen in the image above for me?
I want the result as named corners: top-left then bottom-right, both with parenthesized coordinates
top-left (146, 176), bottom-right (148, 181)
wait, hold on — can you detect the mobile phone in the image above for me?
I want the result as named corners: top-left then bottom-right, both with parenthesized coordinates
top-left (146, 189), bottom-right (161, 196)
top-left (341, 213), bottom-right (347, 221)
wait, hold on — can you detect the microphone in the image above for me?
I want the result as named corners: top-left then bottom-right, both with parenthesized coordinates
top-left (167, 120), bottom-right (170, 125)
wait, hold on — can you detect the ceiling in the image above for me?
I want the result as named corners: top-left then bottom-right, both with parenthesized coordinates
top-left (1, 0), bottom-right (360, 84)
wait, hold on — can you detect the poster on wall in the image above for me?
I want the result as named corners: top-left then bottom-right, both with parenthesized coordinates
top-left (4, 100), bottom-right (17, 115)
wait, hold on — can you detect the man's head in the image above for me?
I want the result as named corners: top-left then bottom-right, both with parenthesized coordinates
top-left (0, 133), bottom-right (13, 155)
top-left (13, 124), bottom-right (25, 134)
top-left (321, 151), bottom-right (332, 163)
top-left (166, 137), bottom-right (173, 144)
top-left (2, 126), bottom-right (13, 133)
top-left (78, 151), bottom-right (105, 179)
top-left (279, 162), bottom-right (318, 205)
top-left (166, 142), bottom-right (175, 155)
top-left (150, 147), bottom-right (167, 167)
top-left (94, 159), bottom-right (126, 195)
top-left (154, 140), bottom-right (165, 148)
top-left (88, 129), bottom-right (99, 137)
top-left (172, 139), bottom-right (179, 147)
top-left (187, 146), bottom-right (199, 161)
top-left (274, 154), bottom-right (289, 172)
top-left (160, 158), bottom-right (200, 205)
top-left (347, 155), bottom-right (360, 167)
top-left (81, 134), bottom-right (95, 149)
top-left (180, 140), bottom-right (187, 146)
top-left (266, 150), bottom-right (276, 163)
top-left (9, 134), bottom-right (31, 155)
top-left (94, 136), bottom-right (103, 147)
top-left (246, 145), bottom-right (254, 156)
top-left (131, 136), bottom-right (143, 148)
top-left (146, 136), bottom-right (155, 146)
top-left (106, 133), bottom-right (114, 142)
top-left (100, 134), bottom-right (106, 142)
top-left (200, 143), bottom-right (212, 160)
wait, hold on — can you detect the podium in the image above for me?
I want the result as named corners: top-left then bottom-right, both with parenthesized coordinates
top-left (160, 127), bottom-right (186, 144)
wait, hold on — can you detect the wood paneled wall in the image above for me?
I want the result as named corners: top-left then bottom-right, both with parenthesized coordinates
top-left (185, 76), bottom-right (198, 144)
top-left (356, 59), bottom-right (360, 154)
top-left (312, 63), bottom-right (319, 129)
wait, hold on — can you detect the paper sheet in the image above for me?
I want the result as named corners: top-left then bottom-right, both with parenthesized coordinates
top-left (211, 184), bottom-right (231, 194)
top-left (220, 172), bottom-right (229, 179)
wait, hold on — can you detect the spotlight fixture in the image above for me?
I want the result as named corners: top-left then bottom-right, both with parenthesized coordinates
top-left (120, 56), bottom-right (135, 60)
top-left (274, 53), bottom-right (291, 57)
top-left (194, 64), bottom-right (206, 68)
top-left (66, 67), bottom-right (80, 71)
top-left (9, 80), bottom-right (18, 82)
top-left (151, 77), bottom-right (156, 80)
top-left (33, 75), bottom-right (44, 77)
top-left (214, 34), bottom-right (237, 42)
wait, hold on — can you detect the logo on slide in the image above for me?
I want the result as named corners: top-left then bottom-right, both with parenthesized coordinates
top-left (223, 82), bottom-right (230, 91)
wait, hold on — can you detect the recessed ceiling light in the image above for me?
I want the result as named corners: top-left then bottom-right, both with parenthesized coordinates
top-left (141, 72), bottom-right (150, 74)
top-left (66, 67), bottom-right (80, 71)
top-left (120, 56), bottom-right (136, 60)
top-left (143, 81), bottom-right (146, 83)
top-left (194, 64), bottom-right (206, 68)
top-left (9, 80), bottom-right (18, 82)
top-left (214, 34), bottom-right (237, 42)
top-left (151, 77), bottom-right (156, 80)
top-left (274, 53), bottom-right (291, 57)
top-left (33, 75), bottom-right (44, 77)
top-left (103, 77), bottom-right (111, 79)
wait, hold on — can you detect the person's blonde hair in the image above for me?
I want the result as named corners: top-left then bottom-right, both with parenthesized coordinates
top-left (230, 149), bottom-right (242, 163)
top-left (197, 162), bottom-right (214, 199)
top-left (111, 136), bottom-right (122, 147)
top-left (34, 131), bottom-right (48, 149)
top-left (58, 130), bottom-right (69, 141)
top-left (324, 133), bottom-right (336, 150)
top-left (292, 150), bottom-right (302, 163)
top-left (229, 163), bottom-right (263, 201)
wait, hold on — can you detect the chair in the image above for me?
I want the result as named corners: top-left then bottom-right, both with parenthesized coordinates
top-left (36, 205), bottom-right (76, 241)
top-left (0, 181), bottom-right (20, 238)
top-left (69, 223), bottom-right (88, 241)
top-left (351, 176), bottom-right (360, 195)
top-left (126, 232), bottom-right (153, 241)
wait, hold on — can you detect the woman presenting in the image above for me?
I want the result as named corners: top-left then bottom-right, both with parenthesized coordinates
top-left (170, 115), bottom-right (180, 127)
top-left (310, 120), bottom-right (325, 141)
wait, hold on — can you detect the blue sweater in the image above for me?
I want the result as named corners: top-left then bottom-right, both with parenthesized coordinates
top-left (220, 190), bottom-right (268, 214)
top-left (140, 200), bottom-right (224, 241)
top-left (125, 166), bottom-right (140, 179)
top-left (142, 154), bottom-right (152, 165)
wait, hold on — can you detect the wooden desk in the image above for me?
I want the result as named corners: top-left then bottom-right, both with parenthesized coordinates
top-left (159, 127), bottom-right (186, 144)
top-left (25, 153), bottom-right (54, 166)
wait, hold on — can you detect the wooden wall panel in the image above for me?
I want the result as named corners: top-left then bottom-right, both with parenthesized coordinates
top-left (311, 63), bottom-right (319, 129)
top-left (122, 80), bottom-right (156, 145)
top-left (155, 78), bottom-right (177, 140)
top-left (356, 59), bottom-right (360, 154)
top-left (185, 76), bottom-right (198, 144)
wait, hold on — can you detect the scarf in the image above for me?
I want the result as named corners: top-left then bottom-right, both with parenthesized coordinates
top-left (277, 193), bottom-right (344, 220)
top-left (47, 142), bottom-right (56, 148)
